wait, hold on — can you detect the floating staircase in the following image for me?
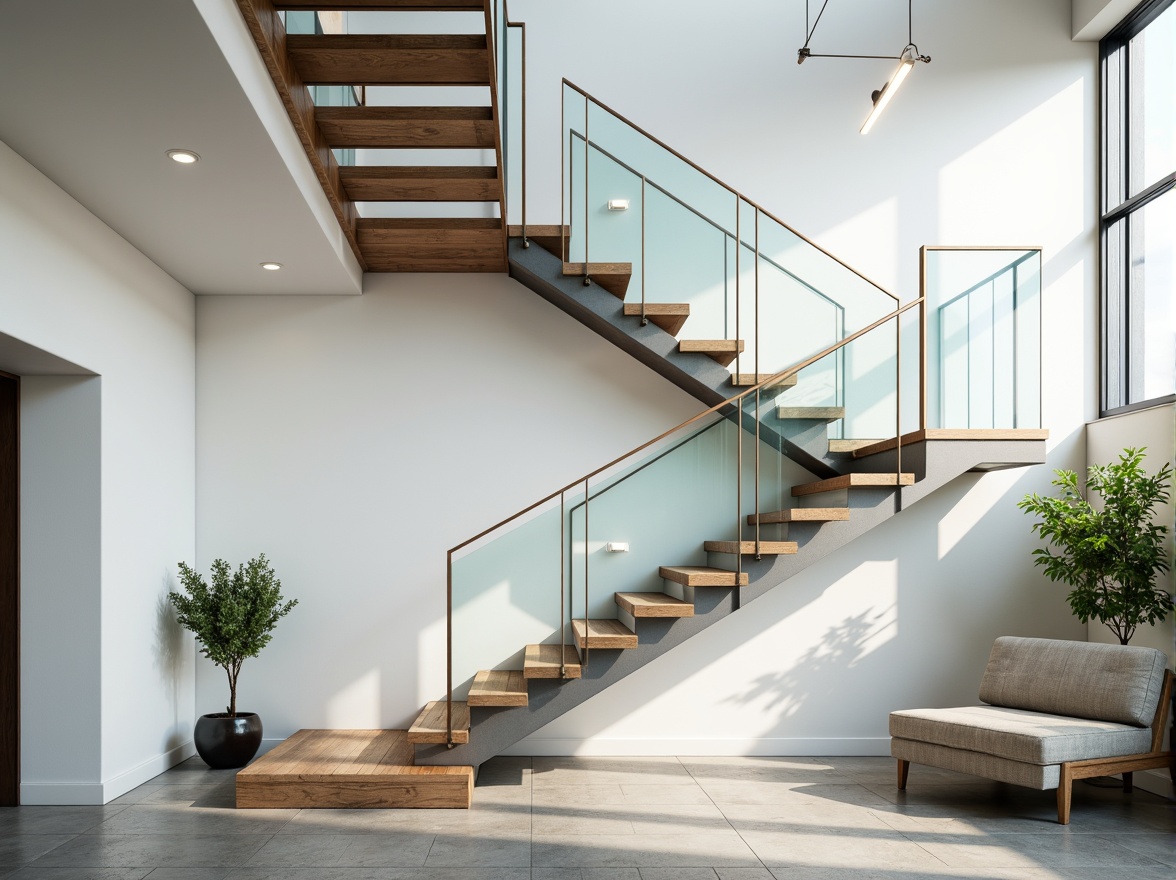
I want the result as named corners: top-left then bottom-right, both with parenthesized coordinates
top-left (231, 3), bottom-right (1052, 812)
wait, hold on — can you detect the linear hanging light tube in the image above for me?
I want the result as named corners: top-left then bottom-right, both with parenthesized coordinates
top-left (860, 52), bottom-right (916, 134)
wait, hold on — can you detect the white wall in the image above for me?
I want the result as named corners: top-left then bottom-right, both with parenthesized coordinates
top-left (20, 377), bottom-right (102, 798)
top-left (196, 0), bottom-right (1097, 754)
top-left (0, 139), bottom-right (197, 803)
top-left (1086, 402), bottom-right (1176, 797)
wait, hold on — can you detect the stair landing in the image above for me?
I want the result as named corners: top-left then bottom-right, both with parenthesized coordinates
top-left (236, 728), bottom-right (473, 809)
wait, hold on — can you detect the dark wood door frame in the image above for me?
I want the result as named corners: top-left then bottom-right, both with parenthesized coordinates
top-left (0, 370), bottom-right (18, 806)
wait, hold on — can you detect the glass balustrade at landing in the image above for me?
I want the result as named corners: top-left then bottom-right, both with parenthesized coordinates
top-left (920, 247), bottom-right (1042, 430)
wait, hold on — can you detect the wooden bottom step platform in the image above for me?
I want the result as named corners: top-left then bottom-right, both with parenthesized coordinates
top-left (236, 729), bottom-right (473, 809)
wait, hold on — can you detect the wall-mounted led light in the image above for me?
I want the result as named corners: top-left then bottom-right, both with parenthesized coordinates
top-left (606, 542), bottom-right (630, 552)
top-left (260, 262), bottom-right (283, 271)
top-left (607, 199), bottom-right (630, 211)
top-left (166, 149), bottom-right (200, 164)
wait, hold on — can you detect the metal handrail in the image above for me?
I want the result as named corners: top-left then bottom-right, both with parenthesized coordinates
top-left (444, 296), bottom-right (923, 743)
top-left (562, 79), bottom-right (899, 304)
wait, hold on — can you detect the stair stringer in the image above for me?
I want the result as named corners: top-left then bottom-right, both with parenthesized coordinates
top-left (507, 237), bottom-right (840, 478)
top-left (414, 436), bottom-right (1047, 768)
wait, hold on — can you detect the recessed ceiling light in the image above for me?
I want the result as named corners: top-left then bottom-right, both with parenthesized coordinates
top-left (260, 262), bottom-right (283, 271)
top-left (166, 149), bottom-right (200, 164)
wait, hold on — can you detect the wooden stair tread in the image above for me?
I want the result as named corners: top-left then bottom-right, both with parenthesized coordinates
top-left (776, 406), bottom-right (846, 421)
top-left (523, 644), bottom-right (581, 679)
top-left (659, 566), bottom-right (749, 587)
top-left (357, 217), bottom-right (505, 272)
top-left (829, 439), bottom-right (884, 453)
top-left (679, 339), bottom-right (746, 368)
top-left (571, 618), bottom-right (638, 649)
top-left (468, 670), bottom-right (528, 707)
top-left (792, 472), bottom-right (915, 497)
top-left (850, 429), bottom-right (1051, 459)
top-left (339, 166), bottom-right (500, 201)
top-left (703, 540), bottom-right (798, 555)
top-left (622, 302), bottom-right (690, 335)
top-left (748, 507), bottom-right (851, 525)
top-left (235, 729), bottom-right (473, 809)
top-left (508, 225), bottom-right (569, 258)
top-left (316, 106), bottom-right (496, 149)
top-left (561, 262), bottom-right (633, 299)
top-left (733, 373), bottom-right (798, 388)
top-left (407, 700), bottom-right (470, 744)
top-left (287, 34), bottom-right (489, 86)
top-left (614, 592), bottom-right (694, 618)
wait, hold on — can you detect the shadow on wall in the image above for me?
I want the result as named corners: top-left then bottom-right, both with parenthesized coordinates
top-left (153, 574), bottom-right (189, 753)
top-left (722, 608), bottom-right (887, 723)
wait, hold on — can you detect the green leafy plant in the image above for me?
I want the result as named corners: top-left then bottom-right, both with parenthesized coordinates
top-left (169, 554), bottom-right (297, 716)
top-left (1018, 447), bottom-right (1173, 644)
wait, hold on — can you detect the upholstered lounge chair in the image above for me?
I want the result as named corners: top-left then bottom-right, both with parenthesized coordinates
top-left (890, 636), bottom-right (1174, 824)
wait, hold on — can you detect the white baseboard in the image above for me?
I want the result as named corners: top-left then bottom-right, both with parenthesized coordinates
top-left (500, 737), bottom-right (892, 757)
top-left (21, 741), bottom-right (197, 805)
top-left (100, 740), bottom-right (198, 803)
top-left (19, 782), bottom-right (106, 806)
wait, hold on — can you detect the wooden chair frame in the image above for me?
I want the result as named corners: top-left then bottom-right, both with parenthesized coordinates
top-left (897, 668), bottom-right (1175, 825)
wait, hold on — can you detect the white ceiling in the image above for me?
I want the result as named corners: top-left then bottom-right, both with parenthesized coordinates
top-left (0, 0), bottom-right (362, 295)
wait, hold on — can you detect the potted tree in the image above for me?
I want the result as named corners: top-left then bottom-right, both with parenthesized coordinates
top-left (1018, 447), bottom-right (1173, 645)
top-left (170, 553), bottom-right (298, 769)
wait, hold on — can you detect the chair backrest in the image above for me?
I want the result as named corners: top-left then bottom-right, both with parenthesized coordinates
top-left (979, 637), bottom-right (1169, 727)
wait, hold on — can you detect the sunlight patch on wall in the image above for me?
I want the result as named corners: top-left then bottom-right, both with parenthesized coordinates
top-left (938, 79), bottom-right (1085, 246)
top-left (937, 469), bottom-right (1021, 559)
top-left (813, 197), bottom-right (899, 291)
top-left (326, 668), bottom-right (381, 728)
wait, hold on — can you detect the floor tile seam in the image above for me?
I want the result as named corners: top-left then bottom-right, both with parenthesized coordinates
top-left (896, 826), bottom-right (956, 869)
top-left (673, 754), bottom-right (772, 875)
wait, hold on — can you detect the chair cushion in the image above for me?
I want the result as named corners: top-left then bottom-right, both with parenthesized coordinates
top-left (889, 705), bottom-right (1154, 765)
top-left (978, 637), bottom-right (1168, 726)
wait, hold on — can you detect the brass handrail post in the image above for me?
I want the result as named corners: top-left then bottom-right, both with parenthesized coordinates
top-left (583, 477), bottom-right (590, 665)
top-left (918, 246), bottom-right (927, 431)
top-left (560, 489), bottom-right (566, 678)
top-left (561, 89), bottom-right (567, 265)
top-left (583, 98), bottom-right (590, 286)
top-left (446, 551), bottom-right (453, 747)
top-left (754, 208), bottom-right (761, 560)
top-left (520, 20), bottom-right (527, 243)
top-left (895, 311), bottom-right (903, 507)
top-left (641, 175), bottom-right (647, 325)
top-left (734, 194), bottom-right (741, 378)
top-left (735, 399), bottom-right (742, 611)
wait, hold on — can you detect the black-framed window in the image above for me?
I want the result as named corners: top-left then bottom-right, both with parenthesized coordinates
top-left (1101, 0), bottom-right (1176, 415)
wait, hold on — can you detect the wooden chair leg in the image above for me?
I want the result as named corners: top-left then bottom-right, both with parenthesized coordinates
top-left (897, 758), bottom-right (910, 790)
top-left (1122, 771), bottom-right (1133, 793)
top-left (1057, 764), bottom-right (1073, 825)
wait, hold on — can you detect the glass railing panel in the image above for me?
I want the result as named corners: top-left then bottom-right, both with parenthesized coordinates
top-left (450, 492), bottom-right (566, 699)
top-left (568, 412), bottom-right (741, 620)
top-left (923, 248), bottom-right (1041, 429)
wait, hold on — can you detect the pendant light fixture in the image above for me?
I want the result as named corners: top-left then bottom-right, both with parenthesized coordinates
top-left (797, 0), bottom-right (931, 133)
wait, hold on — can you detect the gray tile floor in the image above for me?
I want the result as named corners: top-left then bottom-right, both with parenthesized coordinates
top-left (0, 755), bottom-right (1172, 879)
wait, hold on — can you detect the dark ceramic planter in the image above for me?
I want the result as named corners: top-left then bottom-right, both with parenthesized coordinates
top-left (194, 712), bottom-right (263, 769)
